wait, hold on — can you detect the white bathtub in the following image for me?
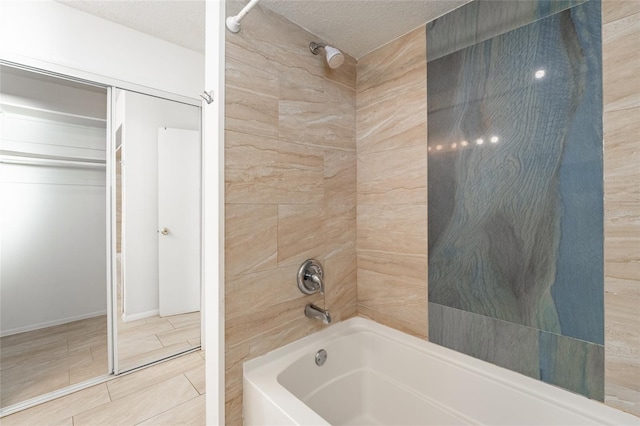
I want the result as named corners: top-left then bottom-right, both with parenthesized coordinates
top-left (244, 317), bottom-right (638, 425)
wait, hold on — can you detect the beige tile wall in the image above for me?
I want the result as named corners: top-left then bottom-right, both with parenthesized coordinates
top-left (225, 2), bottom-right (639, 421)
top-left (355, 27), bottom-right (429, 338)
top-left (602, 0), bottom-right (640, 417)
top-left (224, 3), bottom-right (357, 424)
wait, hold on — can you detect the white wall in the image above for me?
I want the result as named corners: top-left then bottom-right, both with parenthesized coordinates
top-left (0, 0), bottom-right (204, 99)
top-left (121, 90), bottom-right (200, 319)
top-left (0, 70), bottom-right (108, 334)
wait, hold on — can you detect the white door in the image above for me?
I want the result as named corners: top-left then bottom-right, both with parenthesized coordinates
top-left (158, 127), bottom-right (200, 317)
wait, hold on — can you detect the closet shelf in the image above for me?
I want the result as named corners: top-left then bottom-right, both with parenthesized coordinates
top-left (1, 102), bottom-right (107, 128)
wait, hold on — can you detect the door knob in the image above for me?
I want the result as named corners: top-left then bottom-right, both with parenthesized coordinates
top-left (160, 227), bottom-right (169, 235)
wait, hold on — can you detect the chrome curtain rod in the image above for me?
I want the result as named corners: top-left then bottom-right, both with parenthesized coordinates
top-left (226, 0), bottom-right (260, 33)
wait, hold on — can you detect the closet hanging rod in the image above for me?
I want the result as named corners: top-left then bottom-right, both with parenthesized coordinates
top-left (0, 155), bottom-right (106, 169)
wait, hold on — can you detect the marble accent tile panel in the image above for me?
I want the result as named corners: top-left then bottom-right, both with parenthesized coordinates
top-left (357, 145), bottom-right (428, 205)
top-left (225, 204), bottom-right (277, 276)
top-left (426, 0), bottom-right (587, 61)
top-left (603, 0), bottom-right (640, 24)
top-left (539, 332), bottom-right (605, 400)
top-left (428, 0), bottom-right (605, 401)
top-left (429, 303), bottom-right (540, 379)
top-left (603, 11), bottom-right (640, 112)
top-left (428, 2), bottom-right (604, 345)
top-left (430, 303), bottom-right (605, 401)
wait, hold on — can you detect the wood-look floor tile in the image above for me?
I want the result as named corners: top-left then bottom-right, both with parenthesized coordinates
top-left (118, 334), bottom-right (164, 362)
top-left (157, 325), bottom-right (201, 348)
top-left (118, 341), bottom-right (195, 373)
top-left (107, 352), bottom-right (204, 401)
top-left (185, 364), bottom-right (206, 394)
top-left (165, 312), bottom-right (200, 329)
top-left (136, 393), bottom-right (205, 426)
top-left (1, 384), bottom-right (111, 426)
top-left (73, 375), bottom-right (198, 425)
top-left (50, 417), bottom-right (73, 426)
top-left (117, 319), bottom-right (174, 339)
top-left (1, 340), bottom-right (70, 373)
top-left (69, 357), bottom-right (109, 385)
top-left (1, 369), bottom-right (70, 407)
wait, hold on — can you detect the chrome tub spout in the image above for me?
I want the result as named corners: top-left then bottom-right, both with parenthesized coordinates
top-left (305, 303), bottom-right (332, 325)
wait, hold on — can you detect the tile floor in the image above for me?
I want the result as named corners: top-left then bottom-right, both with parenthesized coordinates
top-left (0, 316), bottom-right (108, 408)
top-left (1, 351), bottom-right (205, 425)
top-left (1, 309), bottom-right (201, 411)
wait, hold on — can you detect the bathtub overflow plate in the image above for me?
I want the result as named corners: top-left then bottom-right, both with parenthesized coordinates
top-left (315, 349), bottom-right (327, 366)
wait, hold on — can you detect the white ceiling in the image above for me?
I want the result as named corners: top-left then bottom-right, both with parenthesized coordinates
top-left (59, 0), bottom-right (471, 59)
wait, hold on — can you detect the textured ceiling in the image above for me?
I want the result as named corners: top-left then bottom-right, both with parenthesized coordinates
top-left (260, 0), bottom-right (471, 58)
top-left (58, 0), bottom-right (206, 53)
top-left (58, 0), bottom-right (471, 59)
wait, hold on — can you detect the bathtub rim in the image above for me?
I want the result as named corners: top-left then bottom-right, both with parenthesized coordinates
top-left (243, 316), bottom-right (638, 425)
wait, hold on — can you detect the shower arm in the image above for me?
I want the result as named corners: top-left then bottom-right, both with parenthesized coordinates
top-left (309, 42), bottom-right (327, 55)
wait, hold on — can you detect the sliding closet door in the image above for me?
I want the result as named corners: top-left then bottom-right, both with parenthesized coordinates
top-left (115, 88), bottom-right (201, 373)
top-left (0, 65), bottom-right (109, 409)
